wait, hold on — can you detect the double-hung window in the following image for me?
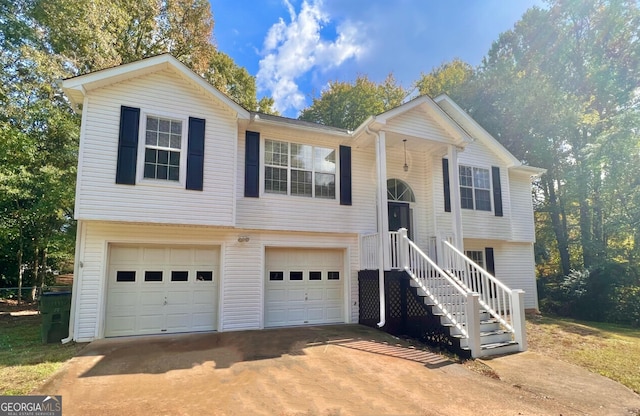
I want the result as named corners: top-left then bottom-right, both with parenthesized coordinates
top-left (459, 165), bottom-right (491, 211)
top-left (265, 139), bottom-right (336, 199)
top-left (143, 116), bottom-right (183, 182)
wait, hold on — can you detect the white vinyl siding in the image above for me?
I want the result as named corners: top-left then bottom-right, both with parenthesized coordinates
top-left (71, 221), bottom-right (360, 342)
top-left (75, 69), bottom-right (237, 226)
top-left (464, 239), bottom-right (538, 310)
top-left (509, 171), bottom-right (537, 242)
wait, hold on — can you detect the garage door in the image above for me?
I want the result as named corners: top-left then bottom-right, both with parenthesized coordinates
top-left (105, 244), bottom-right (219, 337)
top-left (265, 248), bottom-right (344, 327)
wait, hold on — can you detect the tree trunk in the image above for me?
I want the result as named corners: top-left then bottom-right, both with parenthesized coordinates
top-left (42, 247), bottom-right (48, 288)
top-left (17, 248), bottom-right (23, 306)
top-left (31, 246), bottom-right (39, 301)
top-left (575, 131), bottom-right (595, 270)
top-left (545, 175), bottom-right (571, 275)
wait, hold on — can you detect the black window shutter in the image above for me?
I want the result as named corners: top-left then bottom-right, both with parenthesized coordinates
top-left (186, 117), bottom-right (206, 191)
top-left (442, 158), bottom-right (451, 212)
top-left (339, 145), bottom-right (352, 205)
top-left (491, 166), bottom-right (503, 217)
top-left (244, 131), bottom-right (260, 197)
top-left (485, 247), bottom-right (495, 275)
top-left (115, 106), bottom-right (140, 185)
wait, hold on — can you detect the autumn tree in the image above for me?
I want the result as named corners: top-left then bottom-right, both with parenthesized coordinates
top-left (299, 74), bottom-right (406, 130)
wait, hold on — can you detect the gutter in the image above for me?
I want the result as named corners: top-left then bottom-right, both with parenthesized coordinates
top-left (366, 126), bottom-right (386, 328)
top-left (61, 220), bottom-right (83, 344)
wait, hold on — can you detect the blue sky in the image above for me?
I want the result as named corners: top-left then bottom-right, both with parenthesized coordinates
top-left (209, 0), bottom-right (544, 117)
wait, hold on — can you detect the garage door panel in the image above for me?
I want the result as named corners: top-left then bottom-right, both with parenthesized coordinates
top-left (265, 290), bottom-right (283, 303)
top-left (105, 317), bottom-right (135, 336)
top-left (165, 313), bottom-right (191, 331)
top-left (326, 306), bottom-right (342, 320)
top-left (142, 247), bottom-right (166, 263)
top-left (286, 307), bottom-right (306, 323)
top-left (192, 312), bottom-right (216, 330)
top-left (326, 287), bottom-right (342, 299)
top-left (106, 244), bottom-right (219, 337)
top-left (265, 248), bottom-right (344, 328)
top-left (306, 288), bottom-right (324, 301)
top-left (193, 289), bottom-right (216, 305)
top-left (288, 288), bottom-right (307, 302)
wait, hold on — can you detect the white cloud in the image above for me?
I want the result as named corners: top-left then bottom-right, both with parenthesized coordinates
top-left (257, 0), bottom-right (366, 115)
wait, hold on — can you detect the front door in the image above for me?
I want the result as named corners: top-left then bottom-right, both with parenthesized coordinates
top-left (388, 201), bottom-right (411, 238)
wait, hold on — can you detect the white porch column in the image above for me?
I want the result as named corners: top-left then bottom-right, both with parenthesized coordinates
top-left (376, 131), bottom-right (390, 270)
top-left (448, 145), bottom-right (464, 250)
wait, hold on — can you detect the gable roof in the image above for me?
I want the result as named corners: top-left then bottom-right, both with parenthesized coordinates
top-left (353, 94), bottom-right (473, 146)
top-left (62, 54), bottom-right (250, 119)
top-left (434, 94), bottom-right (545, 175)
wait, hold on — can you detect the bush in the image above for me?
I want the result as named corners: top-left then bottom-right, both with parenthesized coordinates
top-left (607, 286), bottom-right (640, 327)
top-left (538, 261), bottom-right (640, 325)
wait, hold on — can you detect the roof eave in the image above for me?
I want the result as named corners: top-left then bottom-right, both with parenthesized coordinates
top-left (61, 54), bottom-right (250, 119)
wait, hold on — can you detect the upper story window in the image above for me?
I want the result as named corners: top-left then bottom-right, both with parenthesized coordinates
top-left (264, 139), bottom-right (336, 199)
top-left (459, 165), bottom-right (491, 211)
top-left (143, 116), bottom-right (183, 181)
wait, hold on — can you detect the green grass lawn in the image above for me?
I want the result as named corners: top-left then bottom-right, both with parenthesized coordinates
top-left (0, 313), bottom-right (84, 395)
top-left (527, 314), bottom-right (640, 394)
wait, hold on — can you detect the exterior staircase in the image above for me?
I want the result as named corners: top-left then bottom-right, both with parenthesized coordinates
top-left (360, 229), bottom-right (527, 358)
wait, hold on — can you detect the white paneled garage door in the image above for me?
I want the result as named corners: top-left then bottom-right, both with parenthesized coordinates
top-left (105, 244), bottom-right (219, 337)
top-left (265, 248), bottom-right (344, 327)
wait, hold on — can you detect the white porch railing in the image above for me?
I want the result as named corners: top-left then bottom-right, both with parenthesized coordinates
top-left (360, 233), bottom-right (379, 270)
top-left (390, 231), bottom-right (400, 269)
top-left (441, 240), bottom-right (527, 351)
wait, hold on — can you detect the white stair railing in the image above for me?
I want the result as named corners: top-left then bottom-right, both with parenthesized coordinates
top-left (395, 229), bottom-right (481, 357)
top-left (442, 240), bottom-right (527, 351)
top-left (360, 233), bottom-right (379, 270)
top-left (389, 231), bottom-right (400, 269)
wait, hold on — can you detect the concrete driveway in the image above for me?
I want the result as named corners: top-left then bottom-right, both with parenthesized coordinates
top-left (36, 325), bottom-right (640, 416)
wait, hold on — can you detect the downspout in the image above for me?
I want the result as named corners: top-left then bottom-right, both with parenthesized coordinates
top-left (61, 220), bottom-right (83, 344)
top-left (366, 126), bottom-right (385, 328)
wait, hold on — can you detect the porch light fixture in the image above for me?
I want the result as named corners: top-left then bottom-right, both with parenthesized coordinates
top-left (237, 235), bottom-right (250, 243)
top-left (403, 139), bottom-right (409, 172)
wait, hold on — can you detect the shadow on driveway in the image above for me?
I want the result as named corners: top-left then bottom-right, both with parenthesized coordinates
top-left (78, 324), bottom-right (451, 377)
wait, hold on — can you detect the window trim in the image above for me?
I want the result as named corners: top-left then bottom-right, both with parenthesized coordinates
top-left (136, 109), bottom-right (188, 187)
top-left (459, 164), bottom-right (493, 212)
top-left (261, 138), bottom-right (339, 200)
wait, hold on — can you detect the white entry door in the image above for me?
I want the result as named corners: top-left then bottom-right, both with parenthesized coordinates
top-left (265, 248), bottom-right (344, 327)
top-left (105, 244), bottom-right (219, 337)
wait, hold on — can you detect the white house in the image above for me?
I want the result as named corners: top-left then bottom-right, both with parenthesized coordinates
top-left (62, 54), bottom-right (543, 357)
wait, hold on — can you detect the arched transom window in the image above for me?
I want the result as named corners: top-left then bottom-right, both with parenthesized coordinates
top-left (387, 179), bottom-right (415, 202)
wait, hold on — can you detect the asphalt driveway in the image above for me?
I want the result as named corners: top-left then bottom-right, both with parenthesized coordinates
top-left (36, 325), bottom-right (640, 415)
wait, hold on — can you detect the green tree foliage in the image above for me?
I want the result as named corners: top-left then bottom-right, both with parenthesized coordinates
top-left (299, 74), bottom-right (406, 130)
top-left (414, 59), bottom-right (474, 99)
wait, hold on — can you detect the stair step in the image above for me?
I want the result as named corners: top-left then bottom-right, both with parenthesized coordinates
top-left (481, 340), bottom-right (518, 350)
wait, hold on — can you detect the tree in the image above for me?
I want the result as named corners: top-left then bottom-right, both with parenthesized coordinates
top-left (30, 0), bottom-right (274, 112)
top-left (414, 59), bottom-right (474, 99)
top-left (448, 0), bottom-right (640, 276)
top-left (299, 74), bottom-right (406, 130)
